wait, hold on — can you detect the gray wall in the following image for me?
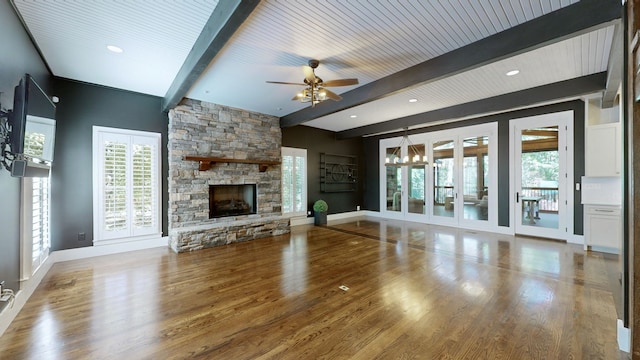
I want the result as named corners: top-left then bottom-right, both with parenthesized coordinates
top-left (0, 1), bottom-right (50, 300)
top-left (50, 78), bottom-right (168, 251)
top-left (282, 125), bottom-right (364, 215)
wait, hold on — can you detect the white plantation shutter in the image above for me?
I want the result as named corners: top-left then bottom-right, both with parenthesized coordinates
top-left (32, 177), bottom-right (50, 269)
top-left (103, 139), bottom-right (129, 237)
top-left (94, 127), bottom-right (160, 243)
top-left (281, 147), bottom-right (307, 217)
top-left (131, 136), bottom-right (158, 234)
top-left (282, 155), bottom-right (293, 213)
top-left (21, 176), bottom-right (51, 279)
top-left (294, 154), bottom-right (305, 212)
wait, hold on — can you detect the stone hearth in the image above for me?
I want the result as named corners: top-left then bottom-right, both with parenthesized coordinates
top-left (168, 99), bottom-right (289, 252)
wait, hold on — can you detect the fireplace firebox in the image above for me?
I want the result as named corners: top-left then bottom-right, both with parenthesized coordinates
top-left (209, 184), bottom-right (257, 218)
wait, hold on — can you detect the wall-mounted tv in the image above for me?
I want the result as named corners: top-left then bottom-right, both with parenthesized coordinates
top-left (8, 74), bottom-right (56, 177)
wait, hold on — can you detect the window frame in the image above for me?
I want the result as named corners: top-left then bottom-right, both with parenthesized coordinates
top-left (281, 146), bottom-right (307, 218)
top-left (92, 126), bottom-right (161, 244)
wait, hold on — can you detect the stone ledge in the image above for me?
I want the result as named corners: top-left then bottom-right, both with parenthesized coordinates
top-left (169, 217), bottom-right (290, 253)
top-left (169, 215), bottom-right (284, 234)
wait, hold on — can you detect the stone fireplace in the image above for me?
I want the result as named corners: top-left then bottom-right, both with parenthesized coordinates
top-left (168, 99), bottom-right (290, 252)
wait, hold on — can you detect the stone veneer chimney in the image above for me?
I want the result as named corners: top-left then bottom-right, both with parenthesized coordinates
top-left (168, 99), bottom-right (290, 252)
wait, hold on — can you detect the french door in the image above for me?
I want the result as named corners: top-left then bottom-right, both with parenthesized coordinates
top-left (430, 124), bottom-right (496, 230)
top-left (511, 111), bottom-right (572, 240)
top-left (380, 123), bottom-right (496, 231)
top-left (380, 138), bottom-right (427, 222)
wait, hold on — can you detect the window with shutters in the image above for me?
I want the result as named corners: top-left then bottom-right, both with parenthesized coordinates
top-left (21, 176), bottom-right (51, 279)
top-left (31, 177), bottom-right (50, 270)
top-left (281, 147), bottom-right (307, 217)
top-left (93, 127), bottom-right (161, 243)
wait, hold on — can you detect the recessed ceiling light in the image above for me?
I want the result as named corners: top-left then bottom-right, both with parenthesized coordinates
top-left (409, 98), bottom-right (418, 103)
top-left (107, 45), bottom-right (123, 53)
top-left (506, 70), bottom-right (520, 76)
top-left (350, 115), bottom-right (357, 118)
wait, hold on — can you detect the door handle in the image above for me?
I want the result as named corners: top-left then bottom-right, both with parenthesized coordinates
top-left (516, 192), bottom-right (520, 203)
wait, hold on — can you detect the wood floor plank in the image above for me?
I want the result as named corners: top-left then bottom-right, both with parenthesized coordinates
top-left (0, 217), bottom-right (626, 359)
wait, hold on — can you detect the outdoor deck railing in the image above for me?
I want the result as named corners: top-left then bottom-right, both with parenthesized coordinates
top-left (434, 186), bottom-right (559, 213)
top-left (521, 187), bottom-right (559, 212)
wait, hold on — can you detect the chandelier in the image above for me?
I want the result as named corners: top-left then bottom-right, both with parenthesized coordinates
top-left (385, 128), bottom-right (429, 167)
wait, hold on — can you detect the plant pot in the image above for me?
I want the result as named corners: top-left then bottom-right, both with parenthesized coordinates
top-left (314, 211), bottom-right (327, 226)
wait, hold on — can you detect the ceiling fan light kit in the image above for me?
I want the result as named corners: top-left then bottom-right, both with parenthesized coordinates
top-left (267, 59), bottom-right (358, 107)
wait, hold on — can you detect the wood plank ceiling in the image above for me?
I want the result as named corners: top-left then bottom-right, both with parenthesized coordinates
top-left (12, 0), bottom-right (620, 136)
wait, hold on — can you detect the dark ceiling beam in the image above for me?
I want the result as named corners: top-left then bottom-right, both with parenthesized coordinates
top-left (602, 22), bottom-right (623, 108)
top-left (162, 0), bottom-right (261, 112)
top-left (337, 72), bottom-right (607, 139)
top-left (280, 0), bottom-right (621, 128)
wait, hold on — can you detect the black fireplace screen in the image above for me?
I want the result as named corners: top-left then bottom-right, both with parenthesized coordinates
top-left (209, 184), bottom-right (257, 218)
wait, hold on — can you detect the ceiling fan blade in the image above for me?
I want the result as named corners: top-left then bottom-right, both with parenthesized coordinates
top-left (303, 65), bottom-right (315, 84)
top-left (321, 88), bottom-right (342, 101)
top-left (321, 78), bottom-right (359, 87)
top-left (266, 81), bottom-right (306, 86)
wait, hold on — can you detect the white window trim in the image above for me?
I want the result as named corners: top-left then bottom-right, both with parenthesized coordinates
top-left (92, 126), bottom-right (162, 246)
top-left (281, 146), bottom-right (307, 218)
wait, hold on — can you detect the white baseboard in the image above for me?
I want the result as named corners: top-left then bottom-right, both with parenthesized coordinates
top-left (491, 226), bottom-right (513, 235)
top-left (329, 210), bottom-right (367, 221)
top-left (0, 253), bottom-right (54, 338)
top-left (362, 210), bottom-right (384, 218)
top-left (617, 319), bottom-right (630, 353)
top-left (567, 234), bottom-right (584, 245)
top-left (0, 236), bottom-right (168, 337)
top-left (54, 236), bottom-right (168, 263)
top-left (291, 210), bottom-right (370, 227)
top-left (586, 244), bottom-right (620, 255)
top-left (290, 216), bottom-right (313, 226)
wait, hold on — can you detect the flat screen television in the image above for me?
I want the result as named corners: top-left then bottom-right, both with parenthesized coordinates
top-left (8, 74), bottom-right (56, 177)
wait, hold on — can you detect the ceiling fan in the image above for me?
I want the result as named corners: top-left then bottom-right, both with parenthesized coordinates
top-left (266, 59), bottom-right (358, 107)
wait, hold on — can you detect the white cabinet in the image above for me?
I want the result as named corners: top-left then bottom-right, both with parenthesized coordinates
top-left (584, 205), bottom-right (621, 253)
top-left (585, 123), bottom-right (621, 177)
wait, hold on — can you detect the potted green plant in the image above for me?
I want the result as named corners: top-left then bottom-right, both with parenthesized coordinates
top-left (313, 199), bottom-right (328, 225)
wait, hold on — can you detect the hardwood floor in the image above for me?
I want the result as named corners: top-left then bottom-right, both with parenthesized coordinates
top-left (0, 217), bottom-right (627, 359)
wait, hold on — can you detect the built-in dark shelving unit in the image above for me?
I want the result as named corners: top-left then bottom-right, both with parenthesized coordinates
top-left (320, 153), bottom-right (357, 192)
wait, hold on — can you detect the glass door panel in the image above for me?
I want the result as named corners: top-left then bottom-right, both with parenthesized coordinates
top-left (432, 140), bottom-right (455, 218)
top-left (513, 111), bottom-right (570, 241)
top-left (519, 126), bottom-right (560, 230)
top-left (408, 144), bottom-right (425, 215)
top-left (385, 146), bottom-right (402, 212)
top-left (462, 136), bottom-right (489, 221)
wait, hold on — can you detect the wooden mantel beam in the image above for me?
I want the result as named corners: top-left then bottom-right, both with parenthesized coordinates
top-left (184, 156), bottom-right (280, 172)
